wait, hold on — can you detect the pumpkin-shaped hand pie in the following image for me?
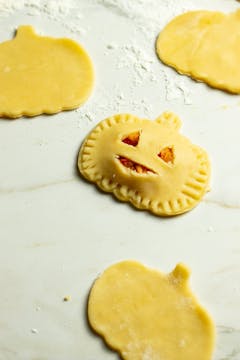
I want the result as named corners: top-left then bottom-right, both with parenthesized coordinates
top-left (0, 26), bottom-right (94, 118)
top-left (156, 10), bottom-right (240, 93)
top-left (88, 261), bottom-right (215, 360)
top-left (78, 112), bottom-right (210, 216)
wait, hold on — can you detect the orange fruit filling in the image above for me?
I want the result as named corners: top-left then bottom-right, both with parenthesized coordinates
top-left (158, 147), bottom-right (174, 163)
top-left (122, 132), bottom-right (140, 146)
top-left (119, 156), bottom-right (152, 173)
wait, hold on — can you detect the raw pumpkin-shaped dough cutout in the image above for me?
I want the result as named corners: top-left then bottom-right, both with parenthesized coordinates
top-left (78, 112), bottom-right (210, 216)
top-left (156, 9), bottom-right (240, 94)
top-left (88, 261), bottom-right (215, 360)
top-left (0, 26), bottom-right (94, 118)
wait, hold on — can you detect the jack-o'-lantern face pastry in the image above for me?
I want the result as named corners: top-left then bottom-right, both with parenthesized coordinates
top-left (78, 112), bottom-right (210, 216)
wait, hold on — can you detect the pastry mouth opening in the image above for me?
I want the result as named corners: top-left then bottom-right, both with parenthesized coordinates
top-left (118, 156), bottom-right (155, 174)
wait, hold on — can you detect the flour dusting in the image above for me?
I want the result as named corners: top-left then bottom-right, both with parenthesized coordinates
top-left (123, 342), bottom-right (161, 360)
top-left (0, 0), bottom-right (87, 35)
top-left (95, 0), bottom-right (195, 36)
top-left (0, 0), bottom-right (74, 19)
top-left (142, 346), bottom-right (161, 360)
top-left (117, 44), bottom-right (155, 85)
top-left (76, 86), bottom-right (154, 127)
top-left (0, 0), bottom-right (194, 123)
top-left (99, 0), bottom-right (194, 104)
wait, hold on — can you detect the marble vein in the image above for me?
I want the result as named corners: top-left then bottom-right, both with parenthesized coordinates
top-left (217, 325), bottom-right (240, 334)
top-left (1, 180), bottom-right (240, 214)
top-left (0, 177), bottom-right (75, 196)
top-left (213, 265), bottom-right (240, 275)
top-left (204, 199), bottom-right (240, 211)
top-left (219, 348), bottom-right (240, 360)
top-left (217, 326), bottom-right (240, 360)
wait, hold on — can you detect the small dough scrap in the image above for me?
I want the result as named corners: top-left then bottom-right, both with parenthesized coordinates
top-left (78, 112), bottom-right (210, 216)
top-left (156, 10), bottom-right (240, 93)
top-left (0, 26), bottom-right (94, 118)
top-left (88, 261), bottom-right (215, 360)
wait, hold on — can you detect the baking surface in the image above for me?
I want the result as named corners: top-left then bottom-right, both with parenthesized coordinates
top-left (0, 1), bottom-right (240, 359)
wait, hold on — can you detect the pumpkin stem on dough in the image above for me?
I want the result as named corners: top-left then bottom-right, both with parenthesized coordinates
top-left (155, 112), bottom-right (181, 130)
top-left (171, 263), bottom-right (190, 284)
top-left (16, 26), bottom-right (35, 39)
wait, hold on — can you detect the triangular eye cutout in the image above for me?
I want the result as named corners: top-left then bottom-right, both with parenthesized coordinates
top-left (158, 146), bottom-right (174, 164)
top-left (122, 131), bottom-right (140, 146)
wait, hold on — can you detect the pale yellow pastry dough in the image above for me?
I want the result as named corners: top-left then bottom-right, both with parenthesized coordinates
top-left (78, 112), bottom-right (210, 216)
top-left (0, 26), bottom-right (94, 118)
top-left (156, 10), bottom-right (240, 93)
top-left (88, 261), bottom-right (215, 360)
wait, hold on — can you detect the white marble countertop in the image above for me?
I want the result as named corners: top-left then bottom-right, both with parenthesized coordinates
top-left (0, 1), bottom-right (240, 359)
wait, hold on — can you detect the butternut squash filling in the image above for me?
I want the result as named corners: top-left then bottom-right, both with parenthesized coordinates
top-left (122, 131), bottom-right (140, 146)
top-left (158, 146), bottom-right (174, 164)
top-left (118, 156), bottom-right (154, 174)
